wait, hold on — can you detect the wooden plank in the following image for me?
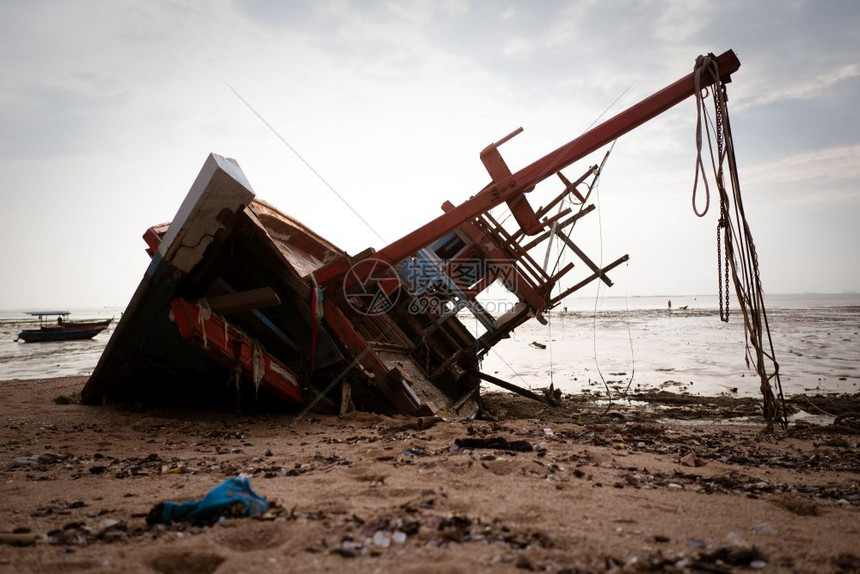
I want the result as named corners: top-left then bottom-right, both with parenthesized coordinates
top-left (477, 371), bottom-right (553, 406)
top-left (553, 231), bottom-right (615, 287)
top-left (170, 298), bottom-right (303, 406)
top-left (551, 254), bottom-right (630, 304)
top-left (206, 287), bottom-right (281, 314)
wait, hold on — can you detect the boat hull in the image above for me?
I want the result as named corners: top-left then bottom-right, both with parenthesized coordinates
top-left (18, 326), bottom-right (107, 342)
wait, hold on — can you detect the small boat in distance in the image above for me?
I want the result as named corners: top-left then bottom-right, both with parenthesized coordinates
top-left (16, 311), bottom-right (112, 343)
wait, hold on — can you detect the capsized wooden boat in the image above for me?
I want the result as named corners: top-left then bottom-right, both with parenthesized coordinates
top-left (81, 51), bottom-right (741, 415)
top-left (80, 153), bottom-right (613, 415)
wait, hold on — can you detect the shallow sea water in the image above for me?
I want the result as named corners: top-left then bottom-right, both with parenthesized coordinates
top-left (477, 294), bottom-right (860, 398)
top-left (0, 308), bottom-right (121, 380)
top-left (0, 296), bottom-right (857, 399)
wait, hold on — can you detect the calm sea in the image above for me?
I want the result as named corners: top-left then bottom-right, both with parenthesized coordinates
top-left (0, 307), bottom-right (122, 381)
top-left (0, 295), bottom-right (857, 398)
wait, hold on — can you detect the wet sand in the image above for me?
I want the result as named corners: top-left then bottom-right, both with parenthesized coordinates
top-left (1, 377), bottom-right (859, 573)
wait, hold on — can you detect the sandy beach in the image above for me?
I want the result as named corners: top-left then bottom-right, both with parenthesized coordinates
top-left (1, 376), bottom-right (858, 573)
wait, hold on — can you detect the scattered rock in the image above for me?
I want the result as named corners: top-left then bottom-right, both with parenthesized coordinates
top-left (515, 553), bottom-right (535, 570)
top-left (751, 522), bottom-right (777, 535)
top-left (0, 533), bottom-right (39, 546)
top-left (372, 530), bottom-right (391, 548)
top-left (680, 452), bottom-right (705, 467)
top-left (455, 437), bottom-right (533, 452)
top-left (150, 550), bottom-right (226, 574)
top-left (693, 547), bottom-right (768, 570)
top-left (833, 553), bottom-right (860, 571)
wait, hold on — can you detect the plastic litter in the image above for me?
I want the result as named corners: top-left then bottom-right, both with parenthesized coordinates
top-left (146, 476), bottom-right (269, 524)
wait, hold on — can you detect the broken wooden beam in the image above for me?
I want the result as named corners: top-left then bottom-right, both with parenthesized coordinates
top-left (477, 371), bottom-right (554, 407)
top-left (206, 287), bottom-right (281, 315)
top-left (551, 254), bottom-right (630, 304)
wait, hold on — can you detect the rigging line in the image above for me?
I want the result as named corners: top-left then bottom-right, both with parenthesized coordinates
top-left (590, 167), bottom-right (613, 406)
top-left (484, 330), bottom-right (631, 487)
top-left (523, 81), bottom-right (636, 198)
top-left (224, 81), bottom-right (387, 244)
top-left (549, 141), bottom-right (616, 294)
top-left (620, 261), bottom-right (637, 396)
top-left (235, 321), bottom-right (396, 480)
top-left (548, 308), bottom-right (554, 389)
top-left (487, 343), bottom-right (540, 393)
top-left (549, 189), bottom-right (574, 281)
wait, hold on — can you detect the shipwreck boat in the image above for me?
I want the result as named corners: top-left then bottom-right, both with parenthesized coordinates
top-left (82, 50), bottom-right (744, 416)
top-left (17, 311), bottom-right (111, 343)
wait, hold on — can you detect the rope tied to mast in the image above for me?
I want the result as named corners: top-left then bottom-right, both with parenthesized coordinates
top-left (692, 53), bottom-right (787, 430)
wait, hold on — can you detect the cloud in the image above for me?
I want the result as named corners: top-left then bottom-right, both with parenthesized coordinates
top-left (744, 145), bottom-right (860, 186)
top-left (1, 0), bottom-right (859, 306)
top-left (749, 63), bottom-right (860, 106)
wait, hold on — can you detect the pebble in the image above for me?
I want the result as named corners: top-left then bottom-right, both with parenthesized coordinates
top-left (0, 533), bottom-right (39, 547)
top-left (751, 523), bottom-right (776, 535)
top-left (36, 452), bottom-right (63, 464)
top-left (372, 530), bottom-right (391, 548)
top-left (515, 553), bottom-right (535, 570)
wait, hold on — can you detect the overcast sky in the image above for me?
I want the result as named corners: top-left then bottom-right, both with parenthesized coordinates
top-left (1, 0), bottom-right (858, 310)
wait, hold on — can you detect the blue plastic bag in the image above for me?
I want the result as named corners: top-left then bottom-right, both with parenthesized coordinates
top-left (147, 476), bottom-right (270, 524)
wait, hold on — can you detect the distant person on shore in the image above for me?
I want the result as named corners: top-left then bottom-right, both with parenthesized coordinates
top-left (668, 300), bottom-right (672, 311)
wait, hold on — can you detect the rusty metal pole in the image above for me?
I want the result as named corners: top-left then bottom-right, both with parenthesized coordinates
top-left (314, 50), bottom-right (740, 288)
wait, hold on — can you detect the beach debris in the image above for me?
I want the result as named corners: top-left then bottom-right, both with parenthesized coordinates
top-left (478, 372), bottom-right (559, 407)
top-left (691, 546), bottom-right (768, 571)
top-left (751, 522), bottom-right (777, 535)
top-left (149, 551), bottom-right (226, 574)
top-left (0, 532), bottom-right (39, 546)
top-left (146, 477), bottom-right (269, 525)
top-left (454, 437), bottom-right (534, 452)
top-left (543, 384), bottom-right (562, 405)
top-left (53, 393), bottom-right (78, 405)
top-left (81, 51), bottom-right (746, 417)
top-left (416, 415), bottom-right (445, 430)
top-left (529, 341), bottom-right (546, 350)
top-left (679, 452), bottom-right (706, 467)
top-left (833, 554), bottom-right (860, 571)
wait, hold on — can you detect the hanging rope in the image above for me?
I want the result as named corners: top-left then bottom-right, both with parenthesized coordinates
top-left (251, 340), bottom-right (265, 393)
top-left (196, 298), bottom-right (212, 349)
top-left (692, 54), bottom-right (787, 431)
top-left (309, 274), bottom-right (324, 378)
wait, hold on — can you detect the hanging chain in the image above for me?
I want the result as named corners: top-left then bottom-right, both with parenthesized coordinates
top-left (717, 216), bottom-right (729, 322)
top-left (714, 87), bottom-right (724, 165)
top-left (714, 85), bottom-right (730, 322)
